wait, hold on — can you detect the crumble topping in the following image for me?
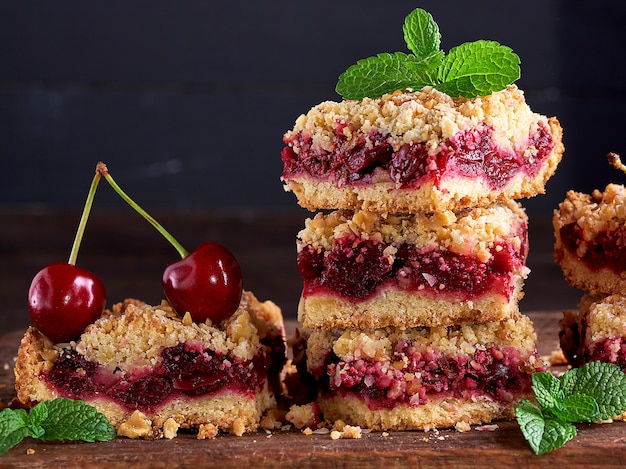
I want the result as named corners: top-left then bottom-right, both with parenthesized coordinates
top-left (306, 314), bottom-right (539, 371)
top-left (554, 184), bottom-right (626, 242)
top-left (71, 292), bottom-right (282, 371)
top-left (579, 293), bottom-right (626, 343)
top-left (298, 201), bottom-right (527, 264)
top-left (285, 85), bottom-right (543, 157)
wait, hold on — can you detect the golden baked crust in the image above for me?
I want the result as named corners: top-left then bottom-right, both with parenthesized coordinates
top-left (303, 314), bottom-right (542, 430)
top-left (282, 85), bottom-right (563, 213)
top-left (14, 291), bottom-right (286, 438)
top-left (553, 184), bottom-right (626, 294)
top-left (298, 284), bottom-right (525, 330)
top-left (297, 204), bottom-right (528, 329)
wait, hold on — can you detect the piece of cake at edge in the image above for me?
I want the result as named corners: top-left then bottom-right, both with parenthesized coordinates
top-left (553, 183), bottom-right (626, 295)
top-left (296, 201), bottom-right (529, 330)
top-left (559, 293), bottom-right (626, 371)
top-left (281, 85), bottom-right (563, 213)
top-left (14, 291), bottom-right (286, 439)
top-left (297, 313), bottom-right (544, 431)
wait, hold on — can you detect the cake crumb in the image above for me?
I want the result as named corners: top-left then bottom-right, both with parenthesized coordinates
top-left (382, 432), bottom-right (390, 437)
top-left (117, 410), bottom-right (153, 439)
top-left (454, 421), bottom-right (471, 432)
top-left (163, 418), bottom-right (179, 440)
top-left (303, 427), bottom-right (313, 435)
top-left (232, 418), bottom-right (246, 436)
top-left (332, 419), bottom-right (346, 432)
top-left (26, 448), bottom-right (35, 455)
top-left (330, 424), bottom-right (362, 440)
top-left (197, 423), bottom-right (218, 440)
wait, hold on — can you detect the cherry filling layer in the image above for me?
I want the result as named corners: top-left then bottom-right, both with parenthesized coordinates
top-left (560, 223), bottom-right (626, 274)
top-left (281, 123), bottom-right (554, 190)
top-left (314, 343), bottom-right (535, 411)
top-left (42, 343), bottom-right (276, 413)
top-left (298, 232), bottom-right (526, 301)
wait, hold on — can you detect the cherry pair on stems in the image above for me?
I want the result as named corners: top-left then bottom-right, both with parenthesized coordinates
top-left (28, 162), bottom-right (243, 344)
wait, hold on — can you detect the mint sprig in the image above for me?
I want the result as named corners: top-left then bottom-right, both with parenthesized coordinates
top-left (335, 8), bottom-right (520, 100)
top-left (516, 362), bottom-right (626, 455)
top-left (0, 398), bottom-right (115, 455)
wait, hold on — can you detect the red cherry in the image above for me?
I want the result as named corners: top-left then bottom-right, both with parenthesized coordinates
top-left (28, 262), bottom-right (107, 343)
top-left (162, 242), bottom-right (243, 324)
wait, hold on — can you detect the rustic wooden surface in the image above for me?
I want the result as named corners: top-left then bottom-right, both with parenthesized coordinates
top-left (2, 313), bottom-right (626, 467)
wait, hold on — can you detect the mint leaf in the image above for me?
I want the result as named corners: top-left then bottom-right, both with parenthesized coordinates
top-left (402, 8), bottom-right (443, 70)
top-left (548, 394), bottom-right (599, 423)
top-left (515, 400), bottom-right (577, 455)
top-left (560, 361), bottom-right (626, 420)
top-left (25, 402), bottom-right (48, 439)
top-left (0, 409), bottom-right (29, 455)
top-left (517, 362), bottom-right (626, 454)
top-left (435, 41), bottom-right (520, 98)
top-left (40, 398), bottom-right (115, 442)
top-left (531, 371), bottom-right (561, 409)
top-left (335, 8), bottom-right (520, 100)
top-left (336, 52), bottom-right (435, 101)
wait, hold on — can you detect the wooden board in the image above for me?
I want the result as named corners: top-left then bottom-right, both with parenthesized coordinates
top-left (2, 313), bottom-right (626, 468)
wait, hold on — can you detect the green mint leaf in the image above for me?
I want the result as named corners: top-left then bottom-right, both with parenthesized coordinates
top-left (0, 409), bottom-right (29, 456)
top-left (435, 40), bottom-right (520, 98)
top-left (560, 362), bottom-right (626, 420)
top-left (39, 398), bottom-right (115, 442)
top-left (336, 52), bottom-right (436, 100)
top-left (555, 394), bottom-right (599, 422)
top-left (335, 8), bottom-right (520, 100)
top-left (24, 402), bottom-right (48, 439)
top-left (531, 371), bottom-right (561, 409)
top-left (515, 400), bottom-right (577, 455)
top-left (402, 8), bottom-right (443, 69)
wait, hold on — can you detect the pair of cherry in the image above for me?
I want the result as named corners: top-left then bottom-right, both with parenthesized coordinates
top-left (28, 163), bottom-right (243, 344)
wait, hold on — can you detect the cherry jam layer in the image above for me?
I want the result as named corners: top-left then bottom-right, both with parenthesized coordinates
top-left (559, 223), bottom-right (626, 274)
top-left (42, 342), bottom-right (280, 414)
top-left (298, 232), bottom-right (526, 301)
top-left (282, 123), bottom-right (554, 190)
top-left (314, 344), bottom-right (535, 411)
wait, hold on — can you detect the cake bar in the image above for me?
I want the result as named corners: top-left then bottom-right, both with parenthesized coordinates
top-left (282, 85), bottom-right (563, 213)
top-left (297, 202), bottom-right (529, 330)
top-left (14, 292), bottom-right (286, 438)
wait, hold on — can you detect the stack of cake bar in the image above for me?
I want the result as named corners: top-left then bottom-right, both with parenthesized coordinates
top-left (281, 85), bottom-right (564, 430)
top-left (555, 184), bottom-right (626, 396)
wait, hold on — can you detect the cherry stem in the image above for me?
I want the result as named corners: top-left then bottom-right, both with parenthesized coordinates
top-left (96, 162), bottom-right (189, 259)
top-left (607, 152), bottom-right (626, 175)
top-left (68, 171), bottom-right (101, 266)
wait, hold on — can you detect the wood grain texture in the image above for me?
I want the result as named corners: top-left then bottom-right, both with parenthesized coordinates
top-left (2, 313), bottom-right (625, 467)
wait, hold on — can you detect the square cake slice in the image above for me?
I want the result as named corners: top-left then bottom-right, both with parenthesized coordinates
top-left (559, 293), bottom-right (626, 371)
top-left (299, 313), bottom-right (544, 431)
top-left (281, 85), bottom-right (563, 213)
top-left (296, 202), bottom-right (529, 330)
top-left (14, 291), bottom-right (286, 439)
top-left (554, 184), bottom-right (626, 295)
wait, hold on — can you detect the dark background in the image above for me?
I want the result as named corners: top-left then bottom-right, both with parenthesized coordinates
top-left (2, 1), bottom-right (626, 212)
top-left (1, 1), bottom-right (625, 328)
